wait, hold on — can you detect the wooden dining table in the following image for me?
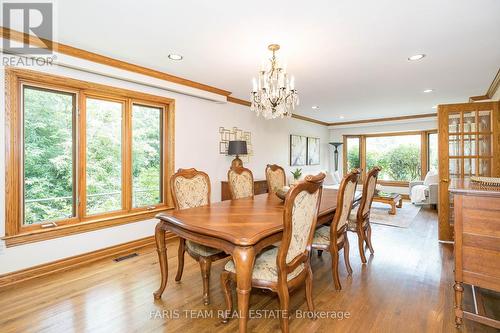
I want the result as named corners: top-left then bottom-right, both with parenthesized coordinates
top-left (153, 188), bottom-right (359, 333)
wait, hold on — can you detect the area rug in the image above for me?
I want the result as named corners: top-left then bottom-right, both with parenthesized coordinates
top-left (368, 202), bottom-right (421, 228)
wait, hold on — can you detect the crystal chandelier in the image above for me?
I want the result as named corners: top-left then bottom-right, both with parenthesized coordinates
top-left (250, 44), bottom-right (299, 119)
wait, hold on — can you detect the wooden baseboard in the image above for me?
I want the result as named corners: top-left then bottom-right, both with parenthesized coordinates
top-left (0, 232), bottom-right (177, 289)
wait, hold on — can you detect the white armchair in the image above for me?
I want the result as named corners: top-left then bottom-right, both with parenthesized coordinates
top-left (409, 170), bottom-right (439, 208)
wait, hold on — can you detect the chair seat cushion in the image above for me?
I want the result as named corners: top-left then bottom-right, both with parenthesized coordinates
top-left (186, 240), bottom-right (223, 257)
top-left (347, 207), bottom-right (368, 231)
top-left (224, 247), bottom-right (304, 282)
top-left (313, 225), bottom-right (331, 246)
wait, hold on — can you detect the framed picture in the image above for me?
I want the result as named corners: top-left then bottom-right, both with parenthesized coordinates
top-left (307, 137), bottom-right (320, 165)
top-left (290, 135), bottom-right (307, 166)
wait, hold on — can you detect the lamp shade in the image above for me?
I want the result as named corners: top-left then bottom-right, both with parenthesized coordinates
top-left (227, 140), bottom-right (248, 155)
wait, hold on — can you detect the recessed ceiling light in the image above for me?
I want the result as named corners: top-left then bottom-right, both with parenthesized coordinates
top-left (168, 54), bottom-right (183, 61)
top-left (339, 115), bottom-right (345, 119)
top-left (432, 105), bottom-right (437, 109)
top-left (423, 89), bottom-right (434, 93)
top-left (312, 105), bottom-right (320, 110)
top-left (408, 54), bottom-right (425, 61)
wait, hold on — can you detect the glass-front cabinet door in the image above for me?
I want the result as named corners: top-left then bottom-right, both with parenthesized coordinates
top-left (438, 101), bottom-right (499, 241)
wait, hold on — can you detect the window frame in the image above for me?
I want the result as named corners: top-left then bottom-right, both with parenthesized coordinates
top-left (4, 68), bottom-right (175, 246)
top-left (342, 130), bottom-right (437, 186)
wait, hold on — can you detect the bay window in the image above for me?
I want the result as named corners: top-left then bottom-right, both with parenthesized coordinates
top-left (5, 68), bottom-right (174, 246)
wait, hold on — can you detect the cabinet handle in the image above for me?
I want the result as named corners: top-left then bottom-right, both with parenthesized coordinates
top-left (441, 178), bottom-right (449, 183)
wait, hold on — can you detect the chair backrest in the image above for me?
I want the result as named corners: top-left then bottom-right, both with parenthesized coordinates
top-left (357, 167), bottom-right (381, 220)
top-left (331, 169), bottom-right (360, 234)
top-left (265, 164), bottom-right (286, 194)
top-left (227, 166), bottom-right (254, 199)
top-left (277, 173), bottom-right (325, 281)
top-left (170, 168), bottom-right (211, 210)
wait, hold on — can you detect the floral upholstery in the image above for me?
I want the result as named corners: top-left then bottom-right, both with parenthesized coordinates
top-left (313, 225), bottom-right (331, 245)
top-left (224, 247), bottom-right (304, 282)
top-left (228, 170), bottom-right (253, 199)
top-left (186, 240), bottom-right (222, 257)
top-left (362, 175), bottom-right (377, 216)
top-left (336, 179), bottom-right (357, 231)
top-left (173, 175), bottom-right (209, 209)
top-left (347, 207), bottom-right (368, 231)
top-left (172, 172), bottom-right (222, 257)
top-left (286, 190), bottom-right (320, 263)
top-left (266, 168), bottom-right (285, 193)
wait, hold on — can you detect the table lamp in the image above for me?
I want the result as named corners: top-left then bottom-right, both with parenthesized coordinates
top-left (228, 140), bottom-right (248, 168)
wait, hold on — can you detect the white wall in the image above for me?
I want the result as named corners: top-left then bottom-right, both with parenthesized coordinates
top-left (0, 59), bottom-right (330, 274)
top-left (329, 118), bottom-right (437, 195)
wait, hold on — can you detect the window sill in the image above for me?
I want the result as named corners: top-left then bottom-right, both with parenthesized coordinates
top-left (378, 180), bottom-right (410, 187)
top-left (2, 206), bottom-right (174, 247)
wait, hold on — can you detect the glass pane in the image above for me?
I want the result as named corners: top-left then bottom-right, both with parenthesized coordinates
top-left (346, 137), bottom-right (360, 170)
top-left (428, 133), bottom-right (438, 172)
top-left (448, 113), bottom-right (461, 133)
top-left (463, 159), bottom-right (476, 177)
top-left (479, 158), bottom-right (492, 176)
top-left (478, 135), bottom-right (492, 156)
top-left (449, 158), bottom-right (461, 178)
top-left (449, 135), bottom-right (461, 157)
top-left (366, 134), bottom-right (421, 181)
top-left (478, 111), bottom-right (491, 132)
top-left (132, 104), bottom-right (162, 208)
top-left (463, 111), bottom-right (476, 133)
top-left (463, 135), bottom-right (476, 156)
top-left (23, 86), bottom-right (75, 225)
top-left (86, 98), bottom-right (123, 215)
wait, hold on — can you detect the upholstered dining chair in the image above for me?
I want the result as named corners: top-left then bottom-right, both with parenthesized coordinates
top-left (170, 168), bottom-right (228, 305)
top-left (220, 173), bottom-right (326, 333)
top-left (347, 166), bottom-right (380, 263)
top-left (312, 169), bottom-right (360, 290)
top-left (265, 164), bottom-right (286, 194)
top-left (227, 166), bottom-right (254, 199)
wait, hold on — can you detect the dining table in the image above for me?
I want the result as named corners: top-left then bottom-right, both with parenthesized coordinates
top-left (153, 188), bottom-right (360, 333)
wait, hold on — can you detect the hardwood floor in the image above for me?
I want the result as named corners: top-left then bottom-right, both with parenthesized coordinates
top-left (0, 207), bottom-right (497, 332)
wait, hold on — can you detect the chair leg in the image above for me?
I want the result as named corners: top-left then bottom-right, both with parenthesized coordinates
top-left (365, 223), bottom-right (374, 254)
top-left (331, 247), bottom-right (342, 291)
top-left (220, 271), bottom-right (233, 324)
top-left (305, 266), bottom-right (314, 313)
top-left (175, 238), bottom-right (186, 282)
top-left (277, 283), bottom-right (290, 333)
top-left (317, 249), bottom-right (323, 257)
top-left (357, 228), bottom-right (367, 264)
top-left (198, 257), bottom-right (212, 305)
top-left (343, 233), bottom-right (353, 276)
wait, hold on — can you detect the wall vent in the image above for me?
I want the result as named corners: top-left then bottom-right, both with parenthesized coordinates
top-left (113, 253), bottom-right (139, 262)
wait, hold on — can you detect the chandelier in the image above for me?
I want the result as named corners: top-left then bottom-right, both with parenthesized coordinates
top-left (250, 44), bottom-right (299, 119)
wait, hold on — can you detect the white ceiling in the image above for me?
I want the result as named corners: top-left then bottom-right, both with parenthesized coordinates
top-left (54, 0), bottom-right (500, 122)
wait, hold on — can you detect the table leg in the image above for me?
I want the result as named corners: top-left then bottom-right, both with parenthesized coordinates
top-left (397, 198), bottom-right (403, 208)
top-left (389, 202), bottom-right (396, 215)
top-left (233, 246), bottom-right (256, 333)
top-left (154, 222), bottom-right (168, 300)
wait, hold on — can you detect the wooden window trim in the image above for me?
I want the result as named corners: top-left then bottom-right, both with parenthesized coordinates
top-left (4, 68), bottom-right (175, 247)
top-left (342, 130), bottom-right (437, 186)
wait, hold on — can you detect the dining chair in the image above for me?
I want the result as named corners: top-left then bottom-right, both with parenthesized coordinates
top-left (170, 168), bottom-right (229, 305)
top-left (265, 164), bottom-right (286, 194)
top-left (227, 166), bottom-right (254, 199)
top-left (220, 173), bottom-right (326, 333)
top-left (312, 169), bottom-right (360, 290)
top-left (347, 166), bottom-right (380, 263)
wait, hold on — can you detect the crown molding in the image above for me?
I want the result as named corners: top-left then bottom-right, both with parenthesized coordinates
top-left (469, 68), bottom-right (500, 102)
top-left (328, 113), bottom-right (437, 127)
top-left (0, 27), bottom-right (231, 97)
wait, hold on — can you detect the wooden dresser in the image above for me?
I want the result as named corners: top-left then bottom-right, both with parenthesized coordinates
top-left (450, 179), bottom-right (500, 329)
top-left (221, 179), bottom-right (268, 201)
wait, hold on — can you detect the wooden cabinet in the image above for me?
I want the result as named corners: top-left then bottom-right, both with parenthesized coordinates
top-left (221, 180), bottom-right (268, 201)
top-left (437, 101), bottom-right (500, 241)
top-left (450, 180), bottom-right (500, 329)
